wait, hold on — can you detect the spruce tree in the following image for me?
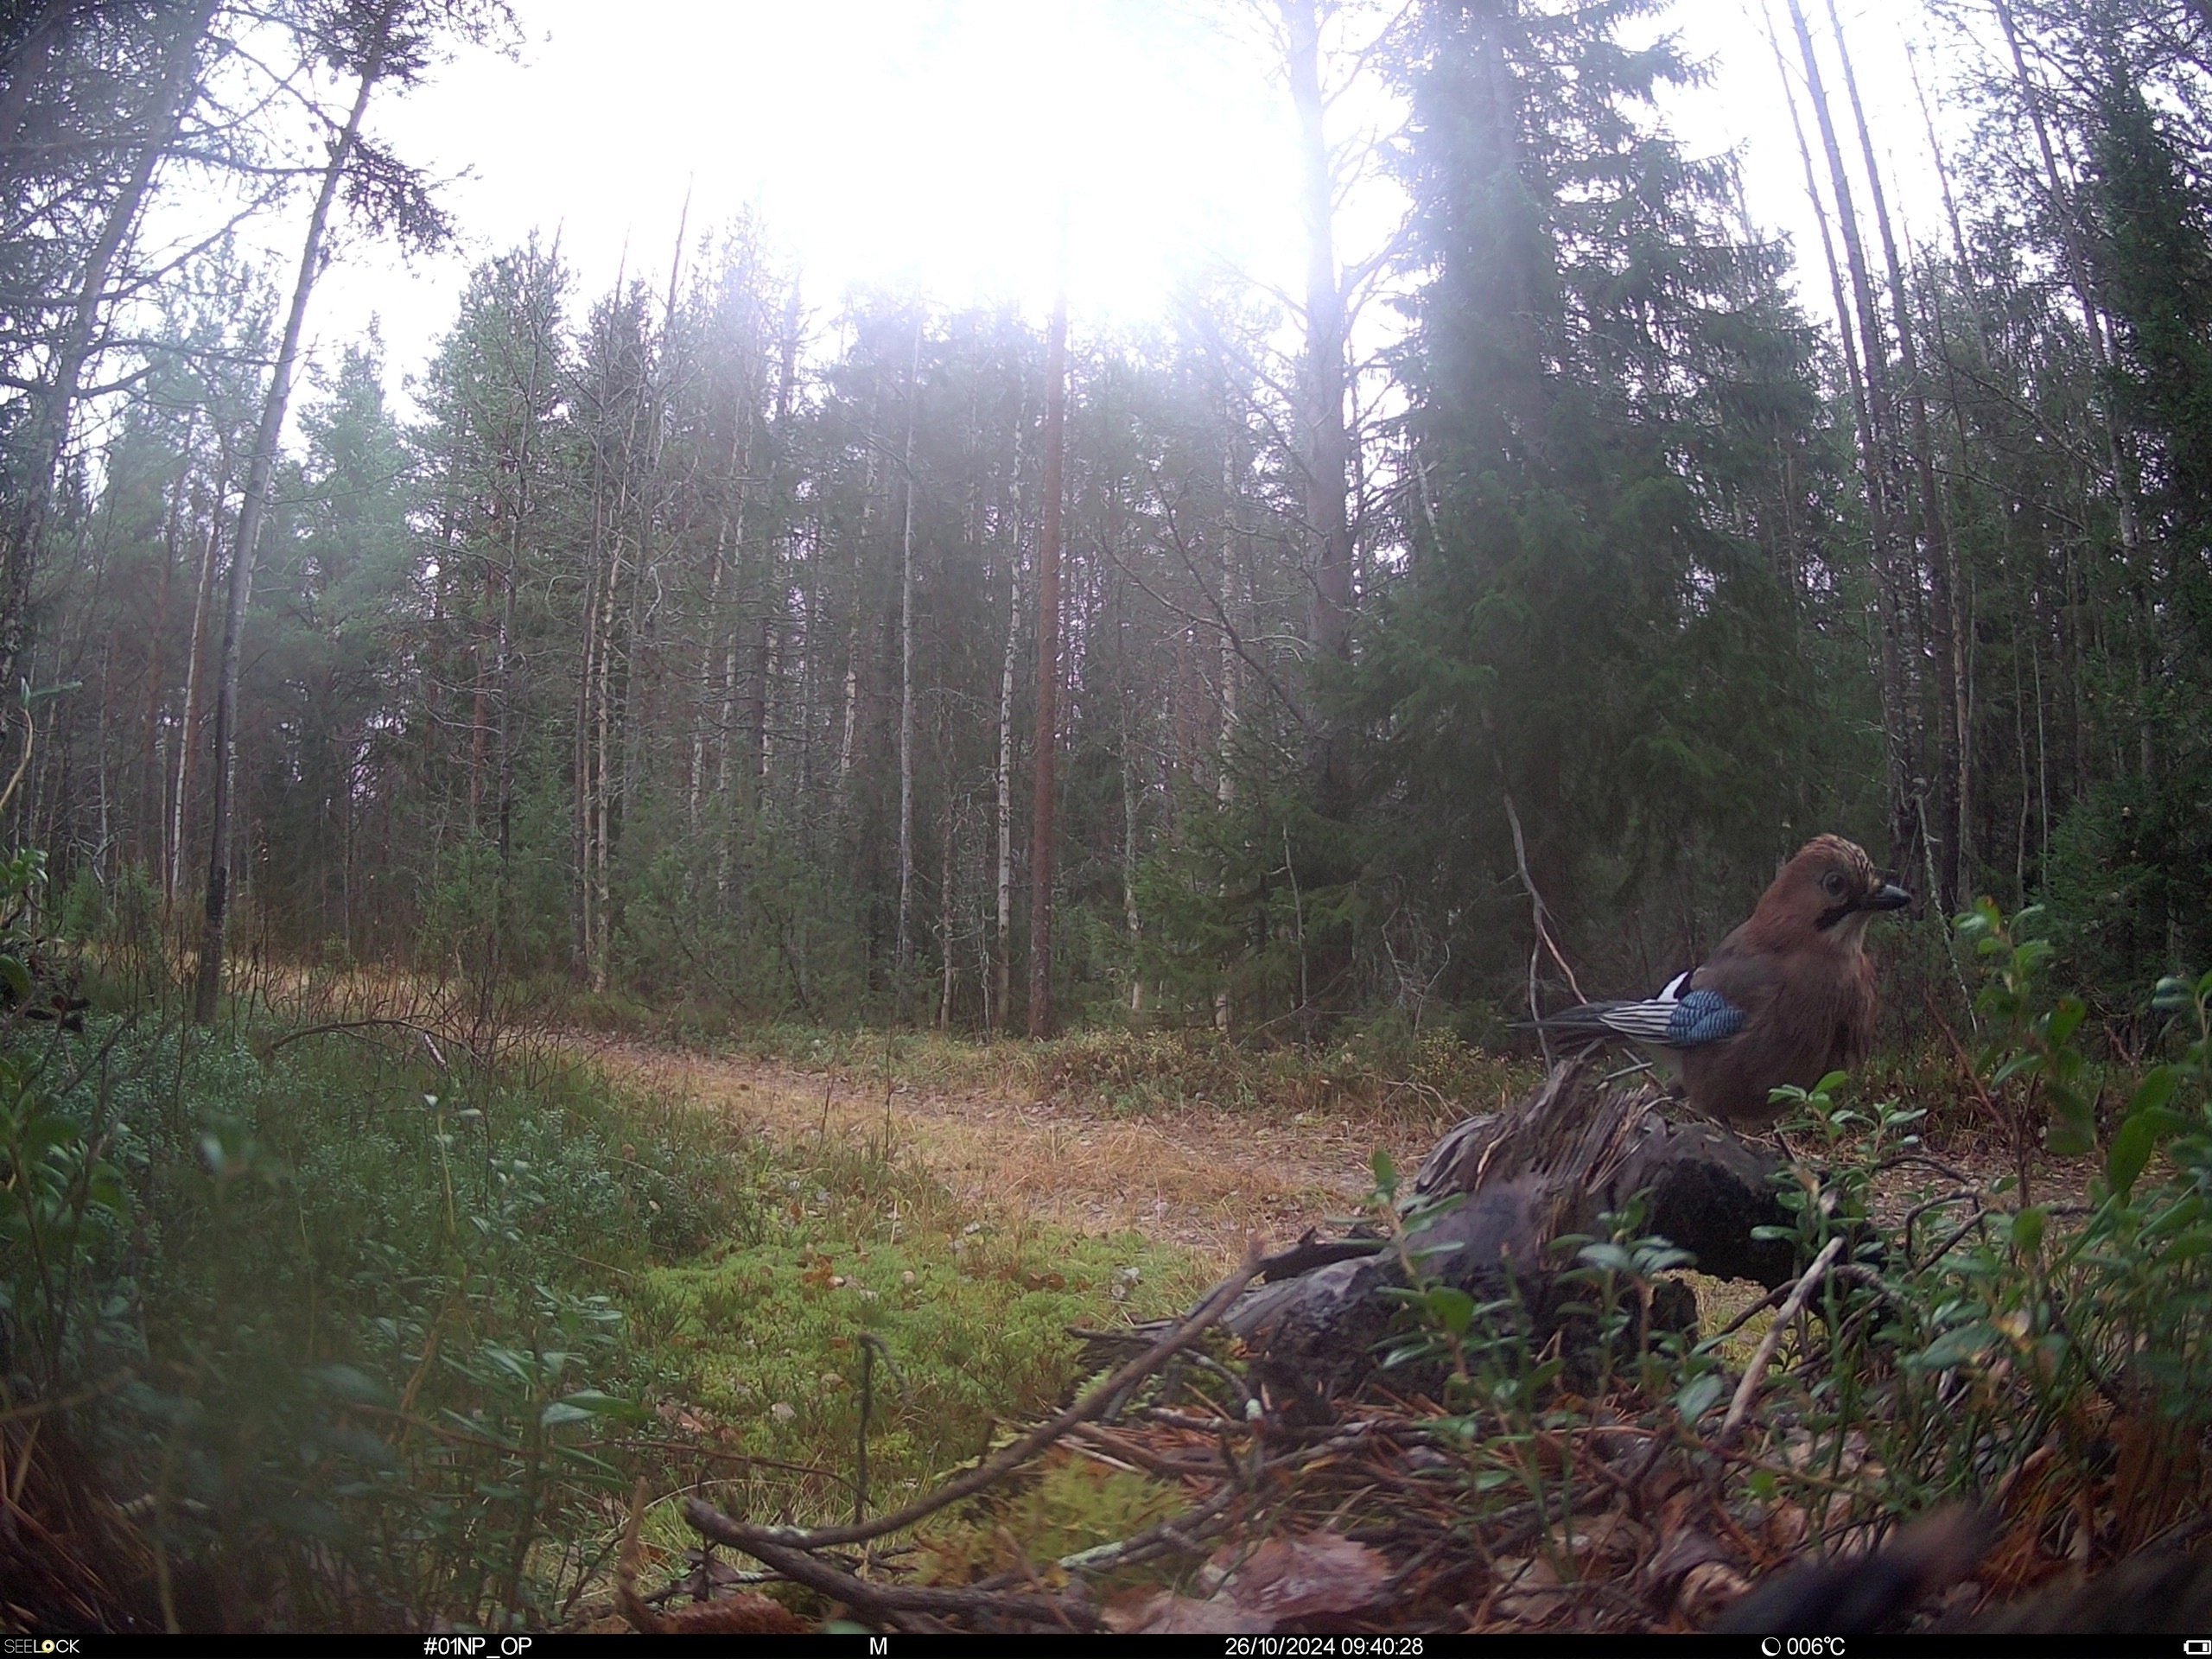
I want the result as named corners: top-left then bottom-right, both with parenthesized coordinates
top-left (1366, 0), bottom-right (1859, 1007)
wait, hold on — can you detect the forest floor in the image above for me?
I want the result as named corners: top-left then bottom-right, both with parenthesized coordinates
top-left (581, 1035), bottom-right (1445, 1267)
top-left (257, 962), bottom-right (2089, 1266)
top-left (575, 1031), bottom-right (2091, 1278)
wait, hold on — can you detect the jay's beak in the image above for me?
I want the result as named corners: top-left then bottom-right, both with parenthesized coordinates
top-left (1864, 881), bottom-right (1912, 912)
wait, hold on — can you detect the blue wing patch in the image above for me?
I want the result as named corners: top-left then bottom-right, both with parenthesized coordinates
top-left (1666, 988), bottom-right (1745, 1047)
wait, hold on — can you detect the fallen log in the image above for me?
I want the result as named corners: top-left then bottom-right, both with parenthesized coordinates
top-left (1226, 1057), bottom-right (1806, 1395)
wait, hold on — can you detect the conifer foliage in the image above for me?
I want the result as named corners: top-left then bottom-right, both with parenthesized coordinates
top-left (9, 0), bottom-right (2212, 1032)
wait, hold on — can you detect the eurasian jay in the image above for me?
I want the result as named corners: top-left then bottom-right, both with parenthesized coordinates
top-left (1536, 836), bottom-right (1911, 1126)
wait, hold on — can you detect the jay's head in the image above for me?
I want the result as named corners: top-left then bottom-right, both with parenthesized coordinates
top-left (1756, 835), bottom-right (1911, 944)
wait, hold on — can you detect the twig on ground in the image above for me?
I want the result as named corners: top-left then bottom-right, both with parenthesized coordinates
top-left (260, 1014), bottom-right (473, 1065)
top-left (683, 1249), bottom-right (1264, 1554)
top-left (1719, 1234), bottom-right (1846, 1442)
top-left (681, 1510), bottom-right (1101, 1630)
top-left (1053, 1480), bottom-right (1245, 1575)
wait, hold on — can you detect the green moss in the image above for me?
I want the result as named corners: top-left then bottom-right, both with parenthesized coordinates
top-left (627, 1214), bottom-right (1200, 1521)
top-left (914, 1452), bottom-right (1184, 1584)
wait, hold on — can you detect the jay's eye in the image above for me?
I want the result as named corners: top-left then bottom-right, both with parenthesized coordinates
top-left (1822, 871), bottom-right (1849, 900)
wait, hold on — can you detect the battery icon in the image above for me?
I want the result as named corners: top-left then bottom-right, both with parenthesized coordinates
top-left (2181, 1641), bottom-right (2212, 1653)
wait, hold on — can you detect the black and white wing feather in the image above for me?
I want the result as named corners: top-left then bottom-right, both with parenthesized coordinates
top-left (1535, 976), bottom-right (1747, 1053)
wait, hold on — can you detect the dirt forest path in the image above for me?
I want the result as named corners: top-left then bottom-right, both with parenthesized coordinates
top-left (578, 1037), bottom-right (2081, 1277)
top-left (583, 1038), bottom-right (1451, 1267)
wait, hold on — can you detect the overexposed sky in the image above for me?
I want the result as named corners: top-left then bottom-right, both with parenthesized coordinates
top-left (223, 0), bottom-right (1970, 408)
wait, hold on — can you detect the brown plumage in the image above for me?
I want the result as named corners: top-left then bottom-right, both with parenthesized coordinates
top-left (1538, 836), bottom-right (1910, 1127)
top-left (1681, 836), bottom-right (1908, 1124)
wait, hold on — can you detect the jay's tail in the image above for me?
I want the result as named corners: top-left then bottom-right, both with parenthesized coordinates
top-left (1527, 982), bottom-right (1744, 1051)
top-left (1528, 998), bottom-right (1681, 1046)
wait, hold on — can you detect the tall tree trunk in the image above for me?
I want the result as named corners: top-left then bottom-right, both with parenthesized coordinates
top-left (693, 413), bottom-right (746, 841)
top-left (1282, 0), bottom-right (1354, 804)
top-left (192, 8), bottom-right (391, 1024)
top-left (747, 527), bottom-right (772, 798)
top-left (1027, 286), bottom-right (1068, 1039)
top-left (139, 435), bottom-right (189, 875)
top-left (1990, 0), bottom-right (2144, 558)
top-left (938, 765), bottom-right (957, 1030)
top-left (1216, 435), bottom-right (1243, 1034)
top-left (0, 0), bottom-right (213, 694)
top-left (497, 306), bottom-right (551, 886)
top-left (1768, 3), bottom-right (1893, 824)
top-left (1122, 725), bottom-right (1141, 1015)
top-left (1991, 0), bottom-right (2157, 787)
top-left (592, 525), bottom-right (620, 994)
top-left (1907, 40), bottom-right (1977, 287)
top-left (1782, 0), bottom-right (1925, 874)
top-left (170, 471), bottom-right (223, 906)
top-left (897, 318), bottom-right (921, 974)
top-left (838, 655), bottom-right (859, 789)
top-left (573, 540), bottom-right (598, 974)
top-left (994, 567), bottom-right (1017, 1034)
top-left (467, 557), bottom-right (493, 831)
top-left (838, 397), bottom-right (882, 810)
top-left (1827, 0), bottom-right (1968, 907)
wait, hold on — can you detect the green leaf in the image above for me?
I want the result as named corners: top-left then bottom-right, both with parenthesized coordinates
top-left (2147, 1194), bottom-right (2205, 1238)
top-left (2046, 997), bottom-right (2087, 1048)
top-left (550, 1389), bottom-right (646, 1419)
top-left (1674, 1373), bottom-right (1726, 1421)
top-left (1425, 1286), bottom-right (1476, 1336)
top-left (550, 1445), bottom-right (623, 1478)
top-left (2164, 1228), bottom-right (2212, 1265)
top-left (314, 1365), bottom-right (395, 1408)
top-left (1576, 1243), bottom-right (1634, 1274)
top-left (2108, 1113), bottom-right (2162, 1201)
top-left (2045, 1116), bottom-right (2095, 1159)
top-left (1370, 1147), bottom-right (1399, 1201)
top-left (1911, 1322), bottom-right (1996, 1370)
top-left (86, 1169), bottom-right (128, 1217)
top-left (2011, 1205), bottom-right (2046, 1256)
top-left (2131, 1066), bottom-right (2182, 1118)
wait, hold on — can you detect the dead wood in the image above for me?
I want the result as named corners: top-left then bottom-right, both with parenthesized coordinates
top-left (1225, 1058), bottom-right (1804, 1394)
top-left (1717, 1505), bottom-right (2212, 1634)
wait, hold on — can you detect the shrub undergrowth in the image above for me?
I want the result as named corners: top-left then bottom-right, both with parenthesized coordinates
top-left (3, 875), bottom-right (1205, 1630)
top-left (23, 864), bottom-right (2212, 1633)
top-left (1349, 899), bottom-right (2212, 1609)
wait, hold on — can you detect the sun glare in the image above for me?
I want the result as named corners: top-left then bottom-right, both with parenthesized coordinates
top-left (213, 0), bottom-right (1950, 407)
top-left (297, 0), bottom-right (1326, 372)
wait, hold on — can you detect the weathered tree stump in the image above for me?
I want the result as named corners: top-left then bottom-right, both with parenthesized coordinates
top-left (1226, 1058), bottom-right (1804, 1395)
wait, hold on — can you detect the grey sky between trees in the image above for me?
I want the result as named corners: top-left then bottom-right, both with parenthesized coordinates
top-left (157, 0), bottom-right (1962, 414)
